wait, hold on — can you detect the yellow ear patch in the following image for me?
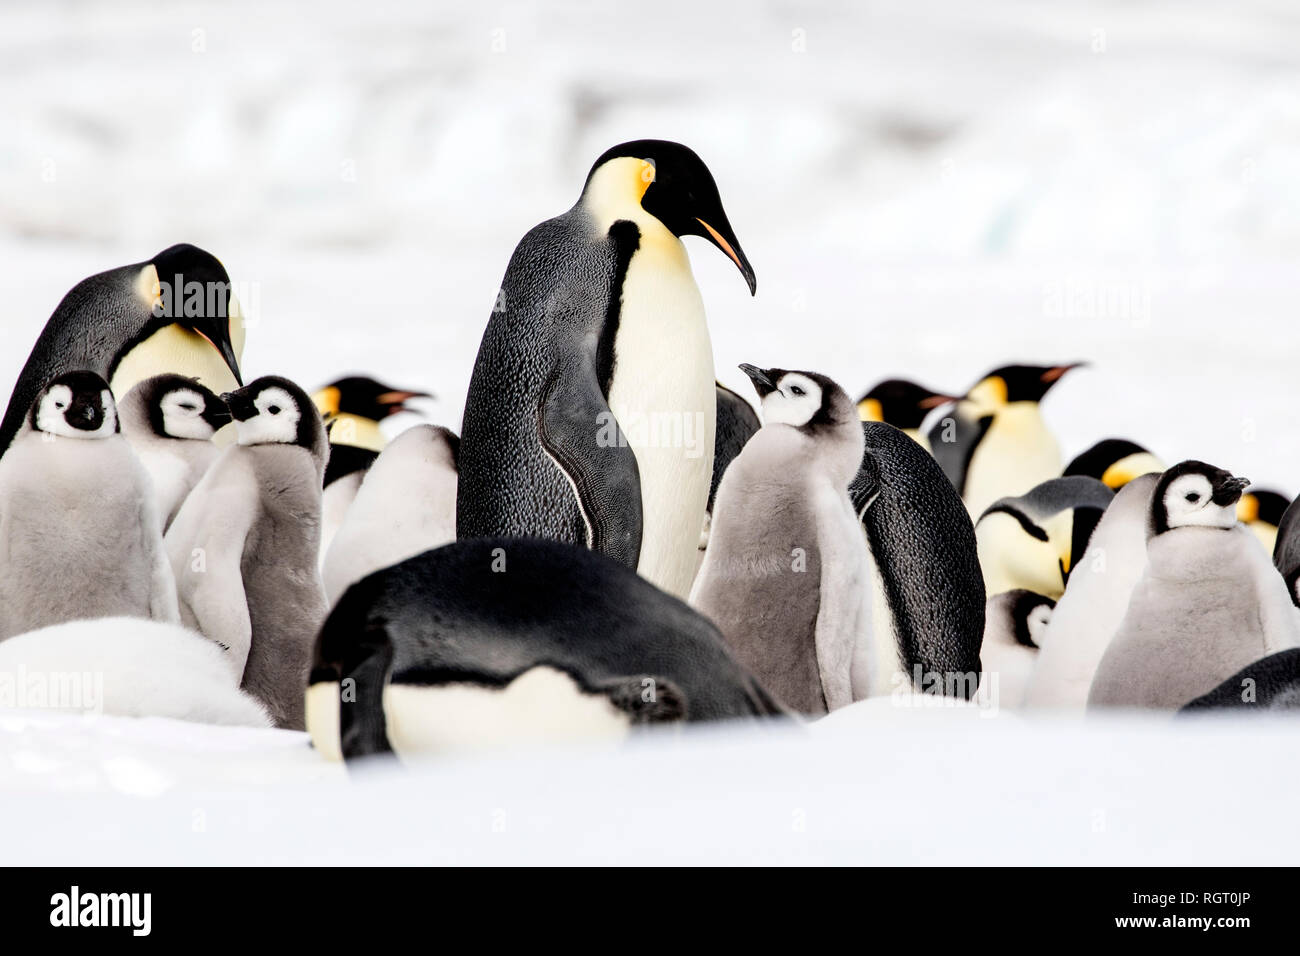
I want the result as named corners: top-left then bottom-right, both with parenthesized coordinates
top-left (858, 397), bottom-right (884, 422)
top-left (313, 386), bottom-right (341, 418)
top-left (134, 264), bottom-right (162, 309)
top-left (965, 376), bottom-right (1008, 412)
top-left (636, 159), bottom-right (655, 199)
top-left (1237, 494), bottom-right (1260, 524)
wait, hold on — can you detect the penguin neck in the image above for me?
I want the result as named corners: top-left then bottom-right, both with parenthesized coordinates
top-left (328, 414), bottom-right (387, 453)
top-left (580, 158), bottom-right (683, 256)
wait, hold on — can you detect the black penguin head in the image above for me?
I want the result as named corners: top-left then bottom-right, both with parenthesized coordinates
top-left (1238, 489), bottom-right (1290, 528)
top-left (140, 243), bottom-right (244, 387)
top-left (1064, 437), bottom-right (1165, 490)
top-left (30, 371), bottom-right (119, 439)
top-left (739, 364), bottom-right (854, 431)
top-left (1151, 460), bottom-right (1250, 536)
top-left (1006, 590), bottom-right (1056, 648)
top-left (857, 378), bottom-right (958, 429)
top-left (223, 375), bottom-right (326, 458)
top-left (965, 362), bottom-right (1085, 410)
top-left (131, 373), bottom-right (230, 441)
top-left (582, 140), bottom-right (756, 294)
top-left (312, 376), bottom-right (432, 424)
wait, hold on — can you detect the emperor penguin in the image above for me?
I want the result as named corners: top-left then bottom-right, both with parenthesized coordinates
top-left (0, 244), bottom-right (244, 456)
top-left (927, 362), bottom-right (1084, 518)
top-left (856, 378), bottom-right (958, 451)
top-left (306, 537), bottom-right (783, 763)
top-left (165, 375), bottom-right (328, 729)
top-left (974, 590), bottom-right (1054, 709)
top-left (1064, 438), bottom-right (1165, 490)
top-left (690, 365), bottom-right (869, 715)
top-left (321, 424), bottom-right (459, 605)
top-left (457, 139), bottom-right (756, 600)
top-left (851, 421), bottom-right (986, 699)
top-left (1273, 494), bottom-right (1300, 605)
top-left (118, 374), bottom-right (231, 529)
top-left (1180, 648), bottom-right (1300, 713)
top-left (1022, 473), bottom-right (1158, 711)
top-left (0, 372), bottom-right (178, 640)
top-left (975, 476), bottom-right (1114, 599)
top-left (1088, 461), bottom-right (1300, 711)
top-left (1237, 488), bottom-right (1289, 555)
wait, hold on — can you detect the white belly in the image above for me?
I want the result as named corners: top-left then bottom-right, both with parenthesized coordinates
top-left (606, 238), bottom-right (715, 599)
top-left (963, 404), bottom-right (1061, 519)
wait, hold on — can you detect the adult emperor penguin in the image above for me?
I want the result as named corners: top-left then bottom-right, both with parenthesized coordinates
top-left (0, 244), bottom-right (244, 456)
top-left (856, 378), bottom-right (957, 450)
top-left (166, 375), bottom-right (328, 729)
top-left (1088, 461), bottom-right (1300, 711)
top-left (1237, 488), bottom-right (1289, 554)
top-left (927, 362), bottom-right (1084, 518)
top-left (1022, 473), bottom-right (1158, 711)
top-left (306, 537), bottom-right (782, 763)
top-left (690, 365), bottom-right (870, 715)
top-left (975, 476), bottom-right (1114, 599)
top-left (322, 424), bottom-right (459, 605)
top-left (118, 374), bottom-right (231, 529)
top-left (1272, 494), bottom-right (1300, 605)
top-left (0, 372), bottom-right (178, 640)
top-left (1181, 648), bottom-right (1300, 712)
top-left (974, 590), bottom-right (1054, 709)
top-left (457, 139), bottom-right (756, 599)
top-left (1064, 438), bottom-right (1164, 490)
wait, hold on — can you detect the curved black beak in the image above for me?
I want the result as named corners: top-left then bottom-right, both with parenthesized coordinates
top-left (693, 216), bottom-right (756, 295)
top-left (221, 389), bottom-right (257, 423)
top-left (194, 327), bottom-right (243, 386)
top-left (739, 363), bottom-right (777, 397)
top-left (1211, 475), bottom-right (1251, 506)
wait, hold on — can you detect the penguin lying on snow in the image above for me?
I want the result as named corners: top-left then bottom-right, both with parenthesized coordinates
top-left (166, 376), bottom-right (328, 729)
top-left (458, 139), bottom-right (756, 600)
top-left (0, 372), bottom-right (178, 640)
top-left (975, 476), bottom-right (1114, 599)
top-left (1180, 648), bottom-right (1300, 713)
top-left (0, 243), bottom-right (244, 457)
top-left (1064, 437), bottom-right (1164, 490)
top-left (307, 537), bottom-right (782, 763)
top-left (856, 378), bottom-right (957, 450)
top-left (1088, 461), bottom-right (1300, 711)
top-left (119, 374), bottom-right (231, 529)
top-left (975, 590), bottom-right (1054, 709)
top-left (322, 424), bottom-right (459, 605)
top-left (691, 365), bottom-right (870, 715)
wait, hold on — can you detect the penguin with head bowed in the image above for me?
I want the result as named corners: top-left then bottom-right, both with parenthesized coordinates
top-left (1088, 461), bottom-right (1300, 712)
top-left (118, 374), bottom-right (231, 530)
top-left (165, 375), bottom-right (328, 729)
top-left (690, 364), bottom-right (868, 715)
top-left (0, 372), bottom-right (178, 640)
top-left (457, 139), bottom-right (755, 599)
top-left (322, 424), bottom-right (459, 606)
top-left (1180, 648), bottom-right (1300, 713)
top-left (927, 362), bottom-right (1084, 518)
top-left (307, 537), bottom-right (783, 763)
top-left (0, 244), bottom-right (244, 457)
top-left (851, 419), bottom-right (986, 700)
top-left (856, 378), bottom-right (958, 451)
top-left (974, 590), bottom-right (1054, 709)
top-left (976, 476), bottom-right (1115, 600)
top-left (1234, 488), bottom-right (1289, 555)
top-left (1064, 438), bottom-right (1165, 490)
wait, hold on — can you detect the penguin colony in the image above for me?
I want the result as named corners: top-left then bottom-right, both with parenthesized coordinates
top-left (1, 140), bottom-right (1297, 767)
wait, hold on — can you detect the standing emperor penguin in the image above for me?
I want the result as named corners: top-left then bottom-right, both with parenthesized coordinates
top-left (118, 374), bottom-right (231, 529)
top-left (691, 365), bottom-right (869, 715)
top-left (458, 140), bottom-right (756, 599)
top-left (927, 363), bottom-right (1083, 518)
top-left (1088, 461), bottom-right (1300, 711)
top-left (856, 378), bottom-right (958, 451)
top-left (1064, 438), bottom-right (1165, 490)
top-left (322, 424), bottom-right (459, 605)
top-left (0, 373), bottom-right (178, 640)
top-left (0, 244), bottom-right (244, 456)
top-left (166, 376), bottom-right (328, 729)
top-left (1022, 473), bottom-right (1158, 711)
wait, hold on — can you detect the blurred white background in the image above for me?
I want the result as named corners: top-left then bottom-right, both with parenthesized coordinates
top-left (3, 0), bottom-right (1299, 485)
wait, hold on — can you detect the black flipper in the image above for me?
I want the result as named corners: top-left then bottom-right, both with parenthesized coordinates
top-left (710, 383), bottom-right (761, 512)
top-left (927, 410), bottom-right (994, 494)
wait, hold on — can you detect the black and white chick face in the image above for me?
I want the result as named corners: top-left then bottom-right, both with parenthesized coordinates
top-left (30, 371), bottom-right (118, 439)
top-left (138, 375), bottom-right (230, 441)
top-left (1014, 593), bottom-right (1056, 648)
top-left (739, 364), bottom-right (852, 430)
top-left (223, 376), bottom-right (320, 450)
top-left (1152, 460), bottom-right (1250, 534)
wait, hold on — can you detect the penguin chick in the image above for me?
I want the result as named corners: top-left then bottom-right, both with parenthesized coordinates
top-left (856, 378), bottom-right (957, 450)
top-left (1088, 461), bottom-right (1300, 711)
top-left (974, 590), bottom-right (1054, 709)
top-left (0, 372), bottom-right (178, 640)
top-left (1237, 488), bottom-right (1289, 555)
top-left (1064, 438), bottom-right (1165, 490)
top-left (976, 475), bottom-right (1114, 599)
top-left (928, 362), bottom-right (1084, 518)
top-left (166, 375), bottom-right (328, 729)
top-left (0, 617), bottom-right (270, 726)
top-left (307, 537), bottom-right (783, 763)
top-left (322, 424), bottom-right (459, 605)
top-left (690, 364), bottom-right (868, 715)
top-left (119, 374), bottom-right (231, 529)
top-left (1180, 648), bottom-right (1300, 713)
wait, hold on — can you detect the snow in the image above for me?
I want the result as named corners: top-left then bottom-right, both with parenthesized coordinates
top-left (2, 0), bottom-right (1300, 863)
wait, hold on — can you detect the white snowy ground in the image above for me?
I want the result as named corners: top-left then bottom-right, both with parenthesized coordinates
top-left (2, 0), bottom-right (1300, 863)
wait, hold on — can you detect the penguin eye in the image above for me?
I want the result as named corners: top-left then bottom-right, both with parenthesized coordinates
top-left (178, 403), bottom-right (197, 412)
top-left (1185, 492), bottom-right (1200, 503)
top-left (54, 401), bottom-right (67, 409)
top-left (267, 405), bottom-right (281, 415)
top-left (790, 386), bottom-right (805, 397)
